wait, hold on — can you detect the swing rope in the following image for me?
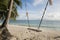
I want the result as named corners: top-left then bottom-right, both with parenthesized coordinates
top-left (25, 0), bottom-right (30, 27)
top-left (38, 0), bottom-right (49, 29)
top-left (25, 0), bottom-right (27, 12)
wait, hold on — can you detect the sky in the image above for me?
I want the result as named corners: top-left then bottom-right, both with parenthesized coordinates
top-left (17, 0), bottom-right (60, 20)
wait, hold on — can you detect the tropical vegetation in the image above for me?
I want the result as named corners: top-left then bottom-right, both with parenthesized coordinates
top-left (0, 0), bottom-right (22, 40)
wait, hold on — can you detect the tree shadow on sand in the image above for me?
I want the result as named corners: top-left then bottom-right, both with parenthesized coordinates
top-left (0, 26), bottom-right (19, 40)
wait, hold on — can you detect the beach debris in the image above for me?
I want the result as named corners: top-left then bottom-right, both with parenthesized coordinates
top-left (24, 38), bottom-right (32, 40)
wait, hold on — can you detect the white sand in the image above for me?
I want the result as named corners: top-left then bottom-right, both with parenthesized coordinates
top-left (7, 25), bottom-right (60, 40)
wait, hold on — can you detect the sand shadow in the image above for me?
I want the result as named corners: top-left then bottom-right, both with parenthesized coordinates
top-left (54, 36), bottom-right (60, 39)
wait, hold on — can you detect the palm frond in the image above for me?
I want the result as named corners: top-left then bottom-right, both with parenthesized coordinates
top-left (0, 0), bottom-right (22, 20)
top-left (14, 0), bottom-right (22, 8)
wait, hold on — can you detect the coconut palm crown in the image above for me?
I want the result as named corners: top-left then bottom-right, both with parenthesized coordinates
top-left (0, 0), bottom-right (22, 20)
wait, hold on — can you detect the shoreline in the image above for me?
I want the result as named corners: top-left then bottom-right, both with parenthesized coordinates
top-left (8, 24), bottom-right (60, 31)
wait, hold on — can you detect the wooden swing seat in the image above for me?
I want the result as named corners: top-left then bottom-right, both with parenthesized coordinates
top-left (27, 28), bottom-right (42, 32)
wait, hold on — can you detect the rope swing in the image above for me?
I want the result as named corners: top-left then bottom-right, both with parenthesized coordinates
top-left (25, 0), bottom-right (30, 27)
top-left (27, 0), bottom-right (52, 32)
top-left (38, 0), bottom-right (49, 29)
top-left (38, 0), bottom-right (52, 29)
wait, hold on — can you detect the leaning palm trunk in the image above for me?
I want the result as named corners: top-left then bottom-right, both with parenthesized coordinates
top-left (0, 0), bottom-right (13, 40)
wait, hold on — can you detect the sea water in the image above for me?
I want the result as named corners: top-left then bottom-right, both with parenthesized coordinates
top-left (0, 20), bottom-right (60, 30)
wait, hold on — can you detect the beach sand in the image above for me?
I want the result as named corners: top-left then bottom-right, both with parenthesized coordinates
top-left (7, 25), bottom-right (60, 40)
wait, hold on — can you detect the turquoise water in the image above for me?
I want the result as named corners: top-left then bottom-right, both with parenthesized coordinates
top-left (0, 20), bottom-right (60, 30)
top-left (10, 20), bottom-right (60, 29)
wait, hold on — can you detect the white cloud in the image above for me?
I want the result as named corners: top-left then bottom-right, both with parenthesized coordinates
top-left (17, 11), bottom-right (60, 20)
top-left (17, 10), bottom-right (43, 20)
top-left (33, 0), bottom-right (44, 6)
top-left (44, 12), bottom-right (60, 20)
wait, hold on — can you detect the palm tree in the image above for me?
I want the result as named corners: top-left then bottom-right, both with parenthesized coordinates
top-left (0, 0), bottom-right (22, 40)
top-left (0, 5), bottom-right (18, 20)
